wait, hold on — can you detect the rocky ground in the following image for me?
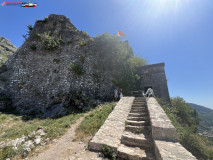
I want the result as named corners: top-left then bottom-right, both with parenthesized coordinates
top-left (29, 116), bottom-right (106, 160)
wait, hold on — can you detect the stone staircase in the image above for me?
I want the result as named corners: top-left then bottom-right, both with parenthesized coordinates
top-left (117, 97), bottom-right (156, 160)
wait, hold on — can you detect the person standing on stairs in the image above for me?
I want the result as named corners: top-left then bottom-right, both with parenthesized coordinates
top-left (119, 88), bottom-right (123, 99)
top-left (114, 87), bottom-right (119, 101)
top-left (146, 88), bottom-right (154, 97)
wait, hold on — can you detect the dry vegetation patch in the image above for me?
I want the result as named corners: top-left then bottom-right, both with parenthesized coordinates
top-left (74, 103), bottom-right (115, 142)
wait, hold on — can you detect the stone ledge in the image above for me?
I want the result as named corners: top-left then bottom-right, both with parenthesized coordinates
top-left (89, 97), bottom-right (134, 151)
top-left (146, 97), bottom-right (177, 141)
top-left (154, 140), bottom-right (197, 160)
top-left (147, 97), bottom-right (197, 159)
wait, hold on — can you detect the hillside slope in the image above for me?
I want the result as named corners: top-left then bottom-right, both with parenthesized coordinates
top-left (0, 37), bottom-right (17, 66)
top-left (188, 103), bottom-right (213, 138)
top-left (158, 97), bottom-right (213, 160)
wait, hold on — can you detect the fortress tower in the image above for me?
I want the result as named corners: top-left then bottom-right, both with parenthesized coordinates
top-left (136, 63), bottom-right (170, 101)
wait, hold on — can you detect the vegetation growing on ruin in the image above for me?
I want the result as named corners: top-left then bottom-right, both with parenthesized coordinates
top-left (37, 33), bottom-right (63, 51)
top-left (30, 44), bottom-right (37, 51)
top-left (69, 63), bottom-right (85, 75)
top-left (94, 33), bottom-right (147, 95)
top-left (81, 31), bottom-right (89, 37)
top-left (23, 25), bottom-right (33, 40)
top-left (157, 97), bottom-right (213, 160)
top-left (101, 144), bottom-right (117, 160)
top-left (74, 103), bottom-right (114, 141)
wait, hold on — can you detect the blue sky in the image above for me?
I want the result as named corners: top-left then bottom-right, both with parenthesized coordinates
top-left (0, 0), bottom-right (213, 109)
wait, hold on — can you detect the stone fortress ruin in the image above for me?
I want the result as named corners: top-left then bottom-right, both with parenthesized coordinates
top-left (136, 63), bottom-right (170, 101)
top-left (0, 14), bottom-right (198, 159)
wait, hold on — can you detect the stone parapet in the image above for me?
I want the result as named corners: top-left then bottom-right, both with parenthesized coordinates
top-left (89, 97), bottom-right (134, 151)
top-left (146, 97), bottom-right (197, 160)
top-left (154, 140), bottom-right (197, 160)
top-left (146, 97), bottom-right (177, 141)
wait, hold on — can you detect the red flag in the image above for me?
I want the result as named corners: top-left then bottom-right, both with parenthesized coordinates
top-left (117, 30), bottom-right (125, 37)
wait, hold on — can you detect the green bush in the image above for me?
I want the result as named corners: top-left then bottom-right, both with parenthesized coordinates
top-left (82, 31), bottom-right (89, 37)
top-left (30, 44), bottom-right (37, 51)
top-left (79, 40), bottom-right (87, 46)
top-left (94, 33), bottom-right (147, 95)
top-left (0, 146), bottom-right (17, 160)
top-left (53, 59), bottom-right (60, 64)
top-left (101, 145), bottom-right (117, 160)
top-left (69, 63), bottom-right (85, 75)
top-left (37, 33), bottom-right (63, 51)
top-left (44, 16), bottom-right (48, 23)
top-left (157, 97), bottom-right (213, 159)
top-left (23, 24), bottom-right (33, 40)
top-left (80, 56), bottom-right (85, 63)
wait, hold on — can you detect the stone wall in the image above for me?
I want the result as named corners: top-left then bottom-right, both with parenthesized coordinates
top-left (89, 97), bottom-right (197, 159)
top-left (89, 97), bottom-right (134, 151)
top-left (0, 14), bottom-right (113, 117)
top-left (136, 63), bottom-right (170, 101)
top-left (146, 97), bottom-right (197, 160)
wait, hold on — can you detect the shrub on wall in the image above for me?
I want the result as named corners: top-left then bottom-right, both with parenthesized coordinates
top-left (37, 33), bottom-right (63, 51)
top-left (69, 63), bottom-right (85, 75)
top-left (30, 44), bottom-right (37, 51)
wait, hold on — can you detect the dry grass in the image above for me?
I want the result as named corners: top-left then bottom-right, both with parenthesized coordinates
top-left (74, 103), bottom-right (115, 142)
top-left (0, 111), bottom-right (84, 160)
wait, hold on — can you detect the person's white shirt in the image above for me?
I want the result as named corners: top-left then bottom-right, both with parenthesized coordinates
top-left (114, 89), bottom-right (118, 96)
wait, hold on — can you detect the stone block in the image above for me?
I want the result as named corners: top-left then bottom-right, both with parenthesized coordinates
top-left (146, 97), bottom-right (177, 141)
top-left (89, 97), bottom-right (134, 151)
top-left (154, 140), bottom-right (197, 160)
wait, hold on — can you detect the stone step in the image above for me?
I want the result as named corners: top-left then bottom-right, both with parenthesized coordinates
top-left (134, 97), bottom-right (146, 100)
top-left (130, 110), bottom-right (148, 114)
top-left (117, 144), bottom-right (155, 160)
top-left (131, 106), bottom-right (147, 108)
top-left (121, 131), bottom-right (153, 149)
top-left (131, 107), bottom-right (147, 110)
top-left (132, 104), bottom-right (146, 107)
top-left (126, 120), bottom-right (149, 126)
top-left (127, 116), bottom-right (149, 121)
top-left (131, 106), bottom-right (146, 109)
top-left (133, 102), bottom-right (146, 105)
top-left (125, 125), bottom-right (151, 134)
top-left (131, 108), bottom-right (147, 112)
top-left (133, 100), bottom-right (146, 103)
top-left (129, 112), bottom-right (148, 117)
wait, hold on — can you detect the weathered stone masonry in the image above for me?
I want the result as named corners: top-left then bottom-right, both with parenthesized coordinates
top-left (136, 63), bottom-right (170, 101)
top-left (0, 14), bottom-right (113, 117)
top-left (89, 97), bottom-right (197, 160)
top-left (146, 97), bottom-right (196, 160)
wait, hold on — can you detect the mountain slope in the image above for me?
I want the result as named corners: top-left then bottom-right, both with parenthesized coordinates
top-left (188, 103), bottom-right (213, 138)
top-left (158, 97), bottom-right (213, 159)
top-left (0, 37), bottom-right (17, 66)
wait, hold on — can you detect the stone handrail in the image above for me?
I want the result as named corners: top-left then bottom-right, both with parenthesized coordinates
top-left (89, 97), bottom-right (134, 151)
top-left (89, 97), bottom-right (197, 160)
top-left (146, 97), bottom-right (177, 141)
top-left (146, 97), bottom-right (197, 160)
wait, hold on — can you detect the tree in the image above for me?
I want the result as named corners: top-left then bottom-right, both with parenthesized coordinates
top-left (94, 33), bottom-right (147, 94)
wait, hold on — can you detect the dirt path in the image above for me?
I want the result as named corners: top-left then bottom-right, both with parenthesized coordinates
top-left (29, 115), bottom-right (103, 160)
